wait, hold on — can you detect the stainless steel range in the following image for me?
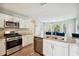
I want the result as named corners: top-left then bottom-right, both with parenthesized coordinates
top-left (4, 31), bottom-right (22, 55)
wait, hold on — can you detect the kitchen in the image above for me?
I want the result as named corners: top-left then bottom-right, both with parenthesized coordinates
top-left (0, 3), bottom-right (79, 56)
top-left (0, 12), bottom-right (34, 56)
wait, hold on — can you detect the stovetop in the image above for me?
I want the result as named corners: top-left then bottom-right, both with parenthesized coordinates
top-left (4, 33), bottom-right (22, 38)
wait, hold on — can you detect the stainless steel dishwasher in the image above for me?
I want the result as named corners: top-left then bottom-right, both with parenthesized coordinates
top-left (34, 36), bottom-right (43, 55)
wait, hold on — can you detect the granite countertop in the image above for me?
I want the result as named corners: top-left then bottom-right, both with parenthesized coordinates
top-left (43, 36), bottom-right (79, 44)
top-left (34, 36), bottom-right (44, 38)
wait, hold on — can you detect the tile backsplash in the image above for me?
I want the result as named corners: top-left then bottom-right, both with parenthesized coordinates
top-left (0, 28), bottom-right (34, 37)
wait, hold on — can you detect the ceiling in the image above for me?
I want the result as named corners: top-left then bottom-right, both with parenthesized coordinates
top-left (0, 3), bottom-right (79, 20)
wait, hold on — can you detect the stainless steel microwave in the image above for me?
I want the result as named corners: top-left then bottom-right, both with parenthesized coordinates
top-left (5, 21), bottom-right (19, 28)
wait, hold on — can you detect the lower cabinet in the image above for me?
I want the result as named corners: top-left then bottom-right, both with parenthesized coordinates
top-left (43, 39), bottom-right (53, 56)
top-left (53, 42), bottom-right (68, 56)
top-left (43, 39), bottom-right (69, 56)
top-left (70, 44), bottom-right (79, 56)
top-left (0, 39), bottom-right (6, 56)
top-left (22, 35), bottom-right (33, 47)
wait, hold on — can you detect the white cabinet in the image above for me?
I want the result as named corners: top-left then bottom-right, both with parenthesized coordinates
top-left (52, 41), bottom-right (68, 56)
top-left (43, 39), bottom-right (69, 56)
top-left (25, 20), bottom-right (32, 28)
top-left (4, 14), bottom-right (13, 21)
top-left (26, 35), bottom-right (33, 45)
top-left (12, 17), bottom-right (19, 22)
top-left (70, 44), bottom-right (79, 56)
top-left (22, 35), bottom-right (33, 47)
top-left (0, 13), bottom-right (5, 28)
top-left (19, 18), bottom-right (32, 28)
top-left (19, 19), bottom-right (26, 28)
top-left (22, 35), bottom-right (27, 47)
top-left (0, 39), bottom-right (6, 56)
top-left (43, 39), bottom-right (53, 56)
top-left (0, 19), bottom-right (4, 28)
top-left (4, 14), bottom-right (20, 22)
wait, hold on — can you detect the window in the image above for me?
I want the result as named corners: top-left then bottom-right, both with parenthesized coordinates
top-left (45, 23), bottom-right (52, 32)
top-left (77, 22), bottom-right (79, 33)
top-left (54, 24), bottom-right (60, 32)
top-left (63, 24), bottom-right (66, 33)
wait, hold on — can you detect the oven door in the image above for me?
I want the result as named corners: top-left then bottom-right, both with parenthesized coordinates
top-left (6, 39), bottom-right (22, 50)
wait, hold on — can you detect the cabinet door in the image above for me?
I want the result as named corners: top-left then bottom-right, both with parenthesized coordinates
top-left (52, 41), bottom-right (68, 56)
top-left (5, 14), bottom-right (13, 21)
top-left (0, 13), bottom-right (5, 28)
top-left (70, 44), bottom-right (79, 56)
top-left (27, 35), bottom-right (33, 45)
top-left (12, 17), bottom-right (19, 22)
top-left (19, 19), bottom-right (25, 28)
top-left (22, 35), bottom-right (33, 47)
top-left (22, 35), bottom-right (27, 47)
top-left (0, 39), bottom-right (6, 56)
top-left (25, 20), bottom-right (32, 28)
top-left (43, 39), bottom-right (53, 56)
top-left (23, 20), bottom-right (32, 28)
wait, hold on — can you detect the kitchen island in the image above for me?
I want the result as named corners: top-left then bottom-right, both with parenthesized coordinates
top-left (43, 35), bottom-right (79, 56)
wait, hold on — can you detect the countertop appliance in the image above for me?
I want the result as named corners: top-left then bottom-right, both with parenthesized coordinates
top-left (5, 21), bottom-right (19, 28)
top-left (4, 31), bottom-right (22, 55)
top-left (34, 36), bottom-right (43, 55)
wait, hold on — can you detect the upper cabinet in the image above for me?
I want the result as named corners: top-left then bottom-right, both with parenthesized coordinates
top-left (25, 20), bottom-right (32, 28)
top-left (0, 13), bottom-right (32, 29)
top-left (19, 18), bottom-right (32, 29)
top-left (0, 13), bottom-right (5, 28)
top-left (4, 14), bottom-right (20, 22)
top-left (4, 14), bottom-right (13, 21)
top-left (12, 17), bottom-right (19, 22)
top-left (19, 19), bottom-right (26, 28)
